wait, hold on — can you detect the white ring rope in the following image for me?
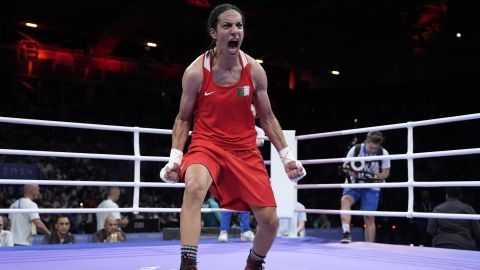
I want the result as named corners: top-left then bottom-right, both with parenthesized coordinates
top-left (0, 149), bottom-right (270, 164)
top-left (0, 116), bottom-right (173, 134)
top-left (299, 148), bottom-right (480, 165)
top-left (1, 114), bottom-right (479, 221)
top-left (2, 148), bottom-right (478, 164)
top-left (297, 209), bottom-right (480, 220)
top-left (0, 207), bottom-right (238, 215)
top-left (0, 149), bottom-right (167, 161)
top-left (297, 181), bottom-right (480, 189)
top-left (0, 179), bottom-right (186, 188)
top-left (295, 113), bottom-right (480, 140)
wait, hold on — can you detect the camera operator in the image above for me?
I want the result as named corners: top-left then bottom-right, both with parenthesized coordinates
top-left (339, 131), bottom-right (390, 244)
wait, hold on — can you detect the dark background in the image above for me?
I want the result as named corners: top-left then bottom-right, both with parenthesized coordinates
top-left (0, 0), bottom-right (479, 245)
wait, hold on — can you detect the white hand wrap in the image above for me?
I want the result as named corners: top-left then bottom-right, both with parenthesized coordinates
top-left (279, 147), bottom-right (307, 182)
top-left (159, 149), bottom-right (183, 183)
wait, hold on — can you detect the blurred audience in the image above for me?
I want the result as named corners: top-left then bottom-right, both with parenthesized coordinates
top-left (313, 214), bottom-right (331, 229)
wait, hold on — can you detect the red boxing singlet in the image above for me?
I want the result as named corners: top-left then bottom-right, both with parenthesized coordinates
top-left (181, 50), bottom-right (276, 211)
top-left (190, 50), bottom-right (257, 150)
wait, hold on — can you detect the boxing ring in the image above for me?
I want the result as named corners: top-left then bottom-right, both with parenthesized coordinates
top-left (1, 238), bottom-right (479, 270)
top-left (1, 113), bottom-right (480, 270)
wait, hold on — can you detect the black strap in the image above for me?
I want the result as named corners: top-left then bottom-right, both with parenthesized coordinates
top-left (353, 144), bottom-right (362, 157)
top-left (353, 144), bottom-right (384, 173)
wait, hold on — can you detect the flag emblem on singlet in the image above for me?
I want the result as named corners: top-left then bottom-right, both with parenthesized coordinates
top-left (236, 86), bottom-right (250, 96)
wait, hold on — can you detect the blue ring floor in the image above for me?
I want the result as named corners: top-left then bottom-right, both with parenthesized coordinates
top-left (1, 237), bottom-right (479, 270)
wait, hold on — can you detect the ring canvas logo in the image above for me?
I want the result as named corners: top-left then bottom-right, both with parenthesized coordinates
top-left (236, 86), bottom-right (250, 96)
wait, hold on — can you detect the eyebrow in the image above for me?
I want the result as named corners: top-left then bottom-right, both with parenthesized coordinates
top-left (221, 20), bottom-right (242, 24)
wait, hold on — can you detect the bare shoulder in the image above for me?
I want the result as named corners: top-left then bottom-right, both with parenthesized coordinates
top-left (244, 53), bottom-right (265, 76)
top-left (182, 54), bottom-right (204, 92)
top-left (243, 52), bottom-right (267, 89)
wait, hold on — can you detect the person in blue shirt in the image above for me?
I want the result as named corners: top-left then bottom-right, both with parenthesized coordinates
top-left (340, 131), bottom-right (390, 243)
top-left (202, 193), bottom-right (221, 227)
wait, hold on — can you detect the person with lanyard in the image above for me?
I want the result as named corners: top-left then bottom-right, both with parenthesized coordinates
top-left (340, 131), bottom-right (390, 244)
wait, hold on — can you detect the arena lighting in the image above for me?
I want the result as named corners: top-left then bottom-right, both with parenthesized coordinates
top-left (146, 42), bottom-right (157, 47)
top-left (26, 22), bottom-right (38, 28)
top-left (330, 70), bottom-right (340, 75)
top-left (185, 0), bottom-right (213, 8)
top-left (256, 59), bottom-right (263, 64)
top-left (456, 33), bottom-right (462, 38)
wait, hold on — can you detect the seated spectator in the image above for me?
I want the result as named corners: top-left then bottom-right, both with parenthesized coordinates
top-left (43, 215), bottom-right (75, 244)
top-left (158, 212), bottom-right (169, 230)
top-left (201, 193), bottom-right (220, 227)
top-left (278, 201), bottom-right (307, 237)
top-left (427, 187), bottom-right (480, 250)
top-left (0, 216), bottom-right (14, 247)
top-left (92, 216), bottom-right (126, 243)
top-left (313, 214), bottom-right (331, 229)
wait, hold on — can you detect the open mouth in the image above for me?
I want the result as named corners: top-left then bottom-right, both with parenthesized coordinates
top-left (228, 40), bottom-right (239, 49)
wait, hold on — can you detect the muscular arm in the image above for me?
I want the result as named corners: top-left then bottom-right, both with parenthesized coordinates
top-left (171, 61), bottom-right (202, 151)
top-left (33, 218), bottom-right (51, 235)
top-left (160, 58), bottom-right (202, 182)
top-left (250, 60), bottom-right (287, 151)
top-left (249, 55), bottom-right (305, 181)
top-left (378, 168), bottom-right (390, 180)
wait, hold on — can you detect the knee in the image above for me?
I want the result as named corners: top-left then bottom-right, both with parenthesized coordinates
top-left (259, 216), bottom-right (279, 233)
top-left (364, 217), bottom-right (375, 227)
top-left (184, 179), bottom-right (208, 202)
top-left (341, 196), bottom-right (352, 207)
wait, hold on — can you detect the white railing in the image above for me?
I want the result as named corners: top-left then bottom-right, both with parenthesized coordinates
top-left (0, 179), bottom-right (186, 188)
top-left (1, 114), bottom-right (480, 221)
top-left (0, 116), bottom-right (263, 214)
top-left (295, 113), bottom-right (480, 220)
top-left (294, 113), bottom-right (480, 140)
top-left (0, 116), bottom-right (173, 134)
top-left (0, 207), bottom-right (236, 215)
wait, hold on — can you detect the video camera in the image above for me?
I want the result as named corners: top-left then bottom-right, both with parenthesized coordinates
top-left (339, 161), bottom-right (381, 183)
